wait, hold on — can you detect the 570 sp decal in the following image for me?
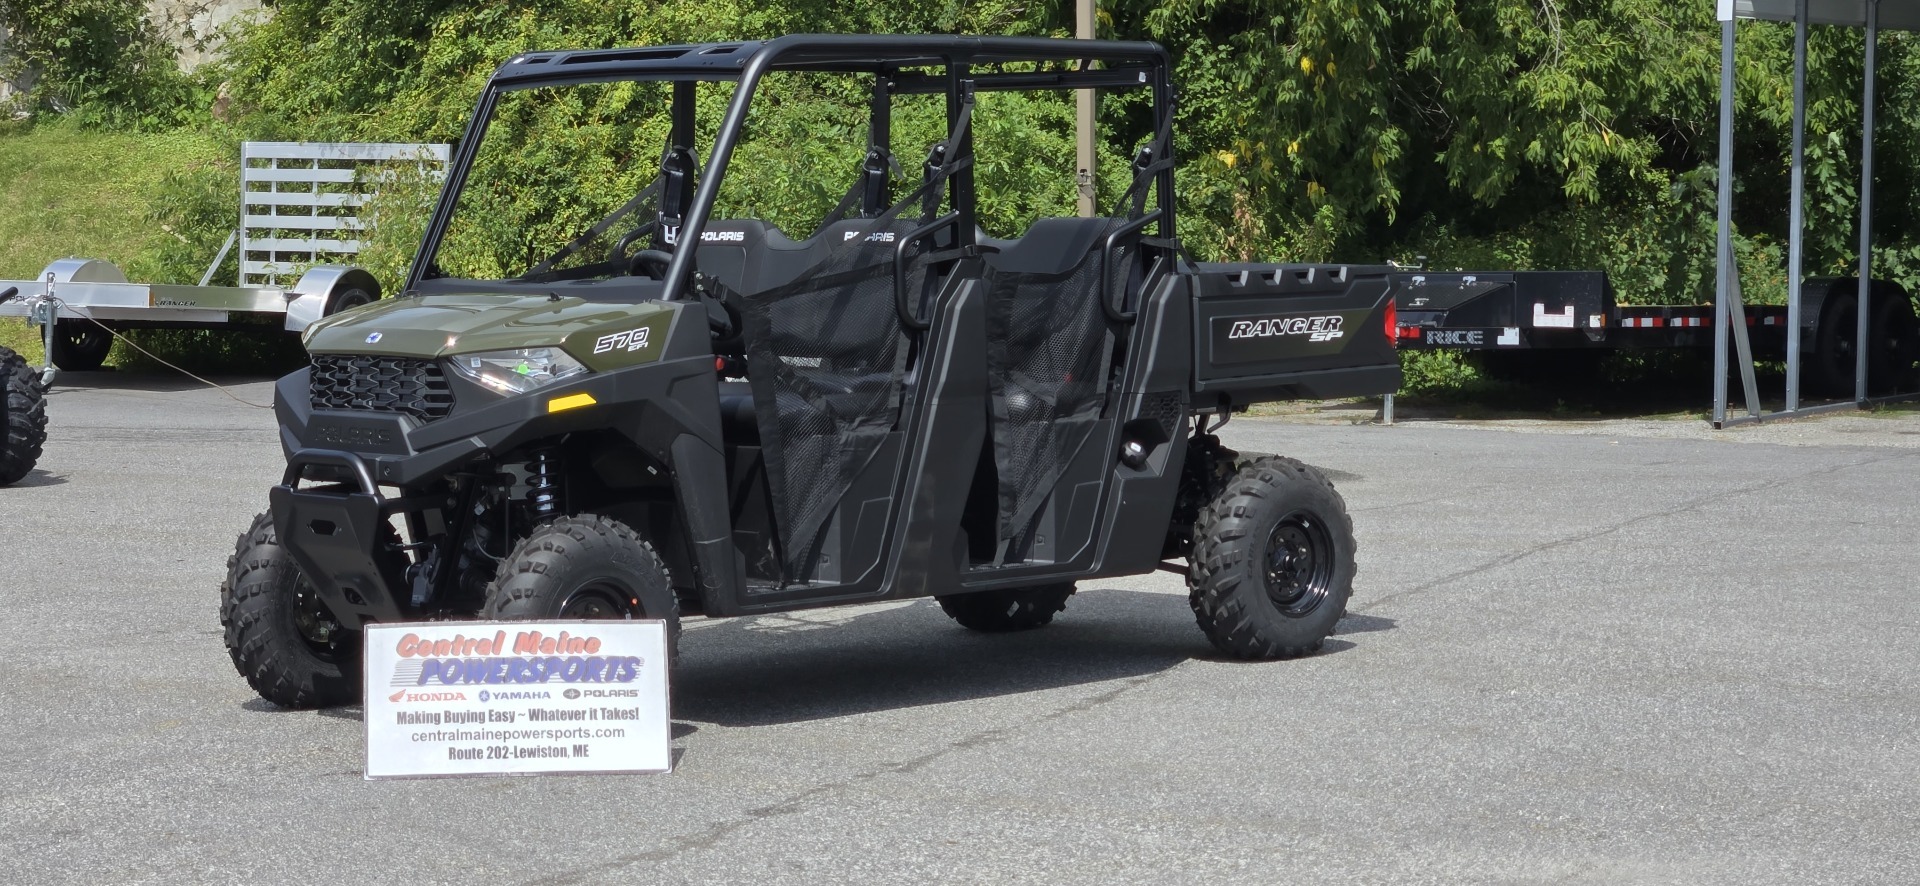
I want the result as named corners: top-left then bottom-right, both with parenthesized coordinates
top-left (592, 327), bottom-right (651, 354)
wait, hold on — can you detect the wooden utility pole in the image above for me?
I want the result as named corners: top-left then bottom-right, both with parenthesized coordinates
top-left (1076, 0), bottom-right (1096, 216)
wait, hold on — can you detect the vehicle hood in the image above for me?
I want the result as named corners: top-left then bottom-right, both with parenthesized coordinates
top-left (304, 293), bottom-right (679, 365)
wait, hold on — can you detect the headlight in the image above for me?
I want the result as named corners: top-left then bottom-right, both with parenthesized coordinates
top-left (448, 347), bottom-right (589, 395)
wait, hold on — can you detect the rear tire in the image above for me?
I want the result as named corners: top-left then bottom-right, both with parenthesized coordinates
top-left (483, 514), bottom-right (680, 662)
top-left (936, 583), bottom-right (1075, 632)
top-left (1189, 456), bottom-right (1355, 659)
top-left (1, 346), bottom-right (47, 486)
top-left (48, 321), bottom-right (111, 372)
top-left (221, 511), bottom-right (362, 708)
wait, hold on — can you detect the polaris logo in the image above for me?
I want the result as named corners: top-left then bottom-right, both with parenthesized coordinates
top-left (593, 327), bottom-right (651, 354)
top-left (844, 230), bottom-right (897, 242)
top-left (1227, 316), bottom-right (1345, 343)
top-left (665, 228), bottom-right (745, 244)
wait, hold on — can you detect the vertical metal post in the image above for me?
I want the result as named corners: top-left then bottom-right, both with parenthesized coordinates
top-left (1075, 0), bottom-right (1096, 217)
top-left (1786, 0), bottom-right (1810, 411)
top-left (1382, 393), bottom-right (1395, 426)
top-left (1713, 14), bottom-right (1737, 427)
top-left (1856, 0), bottom-right (1880, 403)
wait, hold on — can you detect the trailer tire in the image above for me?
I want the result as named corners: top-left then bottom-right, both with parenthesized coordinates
top-left (1, 346), bottom-right (47, 486)
top-left (935, 583), bottom-right (1075, 632)
top-left (325, 285), bottom-right (376, 317)
top-left (483, 514), bottom-right (680, 663)
top-left (221, 511), bottom-right (362, 709)
top-left (1869, 291), bottom-right (1919, 393)
top-left (1808, 285), bottom-right (1916, 397)
top-left (1189, 456), bottom-right (1355, 659)
top-left (49, 320), bottom-right (112, 372)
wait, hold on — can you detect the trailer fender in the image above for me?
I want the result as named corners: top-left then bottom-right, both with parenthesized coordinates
top-left (284, 266), bottom-right (382, 332)
top-left (38, 258), bottom-right (128, 285)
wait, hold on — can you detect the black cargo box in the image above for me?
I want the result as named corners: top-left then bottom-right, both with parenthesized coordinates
top-left (1187, 262), bottom-right (1402, 406)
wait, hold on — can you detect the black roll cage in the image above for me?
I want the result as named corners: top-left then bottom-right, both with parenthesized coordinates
top-left (406, 34), bottom-right (1178, 300)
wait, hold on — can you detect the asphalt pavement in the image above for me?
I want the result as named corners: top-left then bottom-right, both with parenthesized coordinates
top-left (2, 372), bottom-right (1916, 885)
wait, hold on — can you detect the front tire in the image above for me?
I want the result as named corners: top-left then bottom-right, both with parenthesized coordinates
top-left (936, 583), bottom-right (1076, 632)
top-left (1, 346), bottom-right (47, 485)
top-left (221, 511), bottom-right (362, 708)
top-left (1189, 456), bottom-right (1356, 659)
top-left (483, 514), bottom-right (680, 660)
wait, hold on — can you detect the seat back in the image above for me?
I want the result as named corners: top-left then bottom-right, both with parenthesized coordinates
top-left (979, 216), bottom-right (1135, 544)
top-left (709, 216), bottom-right (929, 577)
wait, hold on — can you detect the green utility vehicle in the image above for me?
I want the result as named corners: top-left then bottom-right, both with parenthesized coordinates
top-left (222, 35), bottom-right (1402, 708)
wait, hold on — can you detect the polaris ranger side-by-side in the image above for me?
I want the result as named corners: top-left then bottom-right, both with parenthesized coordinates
top-left (221, 36), bottom-right (1403, 708)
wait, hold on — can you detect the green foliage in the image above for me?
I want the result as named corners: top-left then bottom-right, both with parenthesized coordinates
top-left (0, 0), bottom-right (202, 128)
top-left (1398, 350), bottom-right (1482, 398)
top-left (10, 0), bottom-right (1920, 374)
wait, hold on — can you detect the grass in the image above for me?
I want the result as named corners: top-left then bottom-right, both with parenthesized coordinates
top-left (0, 119), bottom-right (223, 363)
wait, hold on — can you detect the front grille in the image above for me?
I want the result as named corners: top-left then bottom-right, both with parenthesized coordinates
top-left (309, 354), bottom-right (454, 422)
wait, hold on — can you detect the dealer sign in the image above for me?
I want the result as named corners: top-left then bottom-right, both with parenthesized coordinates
top-left (363, 621), bottom-right (672, 778)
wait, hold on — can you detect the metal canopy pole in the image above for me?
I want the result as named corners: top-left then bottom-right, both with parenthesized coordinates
top-left (1786, 0), bottom-right (1810, 412)
top-left (1714, 13), bottom-right (1737, 427)
top-left (1855, 0), bottom-right (1880, 403)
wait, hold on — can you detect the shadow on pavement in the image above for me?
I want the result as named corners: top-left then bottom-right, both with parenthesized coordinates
top-left (226, 591), bottom-right (1394, 726)
top-left (45, 369), bottom-right (282, 395)
top-left (1335, 613), bottom-right (1396, 635)
top-left (674, 590), bottom-right (1199, 727)
top-left (674, 589), bottom-right (1390, 727)
top-left (8, 468), bottom-right (67, 488)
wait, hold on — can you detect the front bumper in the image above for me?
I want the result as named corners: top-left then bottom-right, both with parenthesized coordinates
top-left (270, 452), bottom-right (412, 628)
top-left (268, 356), bottom-right (725, 626)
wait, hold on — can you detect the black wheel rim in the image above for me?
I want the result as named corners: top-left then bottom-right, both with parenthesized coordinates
top-left (559, 581), bottom-right (640, 619)
top-left (1264, 511), bottom-right (1335, 617)
top-left (291, 574), bottom-right (346, 660)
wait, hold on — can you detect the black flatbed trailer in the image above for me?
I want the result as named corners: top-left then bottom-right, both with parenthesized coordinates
top-left (1389, 270), bottom-right (1920, 396)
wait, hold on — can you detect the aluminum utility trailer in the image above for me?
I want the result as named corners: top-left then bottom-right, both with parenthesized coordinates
top-left (0, 141), bottom-right (448, 384)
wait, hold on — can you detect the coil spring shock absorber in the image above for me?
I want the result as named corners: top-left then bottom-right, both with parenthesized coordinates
top-left (525, 445), bottom-right (564, 521)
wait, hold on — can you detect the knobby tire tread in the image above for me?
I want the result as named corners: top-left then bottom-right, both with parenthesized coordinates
top-left (0, 348), bottom-right (46, 486)
top-left (220, 511), bottom-right (359, 709)
top-left (1188, 456), bottom-right (1355, 659)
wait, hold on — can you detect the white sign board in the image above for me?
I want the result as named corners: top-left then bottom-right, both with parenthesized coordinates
top-left (363, 621), bottom-right (672, 779)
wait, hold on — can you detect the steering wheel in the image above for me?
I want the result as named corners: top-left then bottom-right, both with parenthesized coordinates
top-left (627, 249), bottom-right (673, 280)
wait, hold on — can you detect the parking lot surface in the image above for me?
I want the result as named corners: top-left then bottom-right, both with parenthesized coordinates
top-left (2, 374), bottom-right (1916, 885)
